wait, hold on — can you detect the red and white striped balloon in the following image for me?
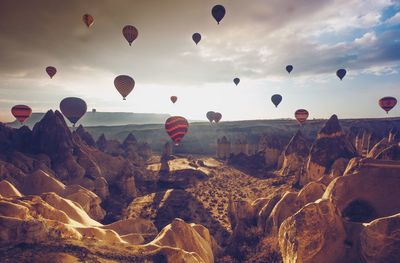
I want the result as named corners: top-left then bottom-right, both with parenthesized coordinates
top-left (165, 116), bottom-right (189, 145)
top-left (122, 25), bottom-right (138, 46)
top-left (46, 66), bottom-right (57, 79)
top-left (114, 75), bottom-right (135, 100)
top-left (11, 105), bottom-right (32, 124)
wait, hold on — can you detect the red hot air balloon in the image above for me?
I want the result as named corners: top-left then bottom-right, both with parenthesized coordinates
top-left (114, 75), bottom-right (135, 100)
top-left (123, 25), bottom-right (138, 46)
top-left (214, 112), bottom-right (222, 123)
top-left (60, 97), bottom-right (87, 127)
top-left (206, 111), bottom-right (215, 123)
top-left (46, 66), bottom-right (57, 78)
top-left (379, 97), bottom-right (397, 114)
top-left (212, 5), bottom-right (226, 24)
top-left (192, 33), bottom-right (201, 45)
top-left (233, 78), bottom-right (240, 86)
top-left (295, 109), bottom-right (309, 125)
top-left (165, 116), bottom-right (189, 145)
top-left (11, 105), bottom-right (32, 124)
top-left (170, 96), bottom-right (177, 104)
top-left (82, 14), bottom-right (94, 28)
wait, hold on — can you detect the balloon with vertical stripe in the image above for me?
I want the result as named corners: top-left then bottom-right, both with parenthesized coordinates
top-left (295, 109), bottom-right (309, 125)
top-left (11, 105), bottom-right (32, 124)
top-left (379, 97), bottom-right (397, 114)
top-left (60, 97), bottom-right (87, 127)
top-left (122, 25), bottom-right (138, 46)
top-left (46, 66), bottom-right (57, 79)
top-left (114, 75), bottom-right (135, 100)
top-left (165, 116), bottom-right (189, 145)
top-left (82, 14), bottom-right (94, 28)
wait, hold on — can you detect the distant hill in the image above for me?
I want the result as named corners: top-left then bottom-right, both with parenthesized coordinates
top-left (7, 112), bottom-right (171, 128)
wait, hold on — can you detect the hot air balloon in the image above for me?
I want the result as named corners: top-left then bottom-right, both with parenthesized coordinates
top-left (11, 105), bottom-right (32, 124)
top-left (271, 94), bottom-right (282, 108)
top-left (295, 109), bottom-right (309, 125)
top-left (286, 65), bottom-right (293, 74)
top-left (122, 25), bottom-right (138, 46)
top-left (82, 14), bottom-right (94, 28)
top-left (214, 112), bottom-right (222, 123)
top-left (336, 69), bottom-right (347, 80)
top-left (60, 97), bottom-right (87, 127)
top-left (114, 75), bottom-right (135, 100)
top-left (212, 5), bottom-right (226, 24)
top-left (192, 33), bottom-right (201, 45)
top-left (170, 96), bottom-right (177, 104)
top-left (206, 111), bottom-right (215, 123)
top-left (46, 66), bottom-right (57, 79)
top-left (233, 78), bottom-right (240, 86)
top-left (379, 97), bottom-right (397, 114)
top-left (165, 116), bottom-right (189, 145)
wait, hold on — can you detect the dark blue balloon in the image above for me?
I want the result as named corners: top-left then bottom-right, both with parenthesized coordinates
top-left (233, 78), bottom-right (240, 86)
top-left (212, 5), bottom-right (226, 24)
top-left (271, 94), bottom-right (282, 108)
top-left (336, 69), bottom-right (347, 80)
top-left (192, 33), bottom-right (201, 45)
top-left (286, 65), bottom-right (293, 74)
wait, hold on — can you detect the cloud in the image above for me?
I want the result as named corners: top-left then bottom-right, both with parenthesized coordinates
top-left (0, 0), bottom-right (399, 121)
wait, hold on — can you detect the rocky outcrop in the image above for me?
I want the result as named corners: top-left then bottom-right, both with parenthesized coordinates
top-left (0, 180), bottom-right (218, 262)
top-left (279, 199), bottom-right (347, 263)
top-left (75, 125), bottom-right (96, 147)
top-left (266, 182), bottom-right (326, 234)
top-left (360, 213), bottom-right (400, 262)
top-left (148, 218), bottom-right (219, 263)
top-left (259, 134), bottom-right (284, 169)
top-left (303, 115), bottom-right (356, 186)
top-left (280, 130), bottom-right (309, 178)
top-left (277, 158), bottom-right (400, 263)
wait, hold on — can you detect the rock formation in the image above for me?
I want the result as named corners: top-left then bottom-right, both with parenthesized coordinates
top-left (303, 115), bottom-right (356, 186)
top-left (280, 130), bottom-right (309, 178)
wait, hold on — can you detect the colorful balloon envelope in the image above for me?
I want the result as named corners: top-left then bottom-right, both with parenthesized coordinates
top-left (114, 75), bottom-right (135, 100)
top-left (165, 116), bottom-right (189, 145)
top-left (59, 97), bottom-right (87, 127)
top-left (271, 94), bottom-right (282, 108)
top-left (212, 5), bottom-right (226, 24)
top-left (286, 65), bottom-right (293, 74)
top-left (295, 109), bottom-right (309, 125)
top-left (214, 112), bottom-right (222, 123)
top-left (206, 111), bottom-right (215, 123)
top-left (46, 66), bottom-right (57, 79)
top-left (170, 96), bottom-right (177, 104)
top-left (11, 105), bottom-right (32, 124)
top-left (379, 97), bottom-right (397, 114)
top-left (233, 78), bottom-right (240, 86)
top-left (336, 69), bottom-right (347, 80)
top-left (82, 14), bottom-right (94, 28)
top-left (192, 33), bottom-right (201, 45)
top-left (123, 25), bottom-right (138, 46)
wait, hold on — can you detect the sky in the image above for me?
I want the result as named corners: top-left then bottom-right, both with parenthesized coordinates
top-left (0, 0), bottom-right (399, 122)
